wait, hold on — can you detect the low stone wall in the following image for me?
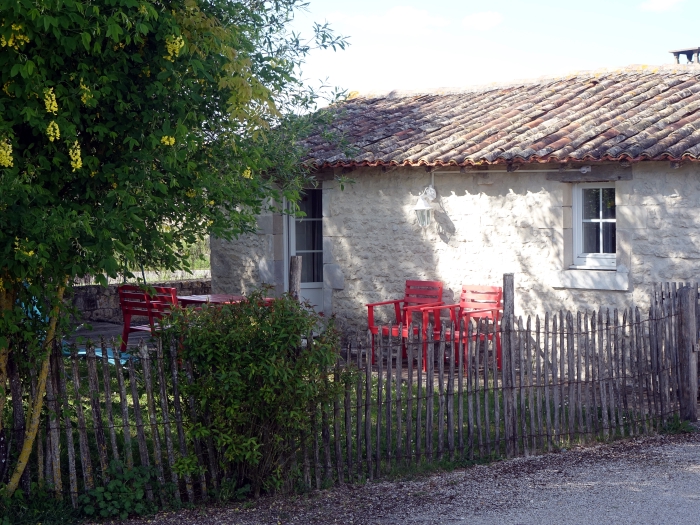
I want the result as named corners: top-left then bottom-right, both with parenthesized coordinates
top-left (71, 279), bottom-right (211, 323)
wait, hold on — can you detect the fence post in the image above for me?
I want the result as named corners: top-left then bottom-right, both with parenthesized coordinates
top-left (289, 256), bottom-right (302, 300)
top-left (679, 286), bottom-right (698, 422)
top-left (503, 273), bottom-right (514, 321)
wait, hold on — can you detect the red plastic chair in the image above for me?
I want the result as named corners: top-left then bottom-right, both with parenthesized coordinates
top-left (366, 280), bottom-right (443, 363)
top-left (118, 285), bottom-right (178, 350)
top-left (422, 285), bottom-right (503, 370)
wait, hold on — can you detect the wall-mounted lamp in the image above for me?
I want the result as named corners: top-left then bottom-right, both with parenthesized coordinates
top-left (414, 184), bottom-right (436, 228)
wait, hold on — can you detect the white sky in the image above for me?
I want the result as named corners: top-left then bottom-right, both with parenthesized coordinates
top-left (290, 0), bottom-right (700, 96)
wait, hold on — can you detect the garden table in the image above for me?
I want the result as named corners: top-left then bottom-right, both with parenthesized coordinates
top-left (176, 294), bottom-right (244, 306)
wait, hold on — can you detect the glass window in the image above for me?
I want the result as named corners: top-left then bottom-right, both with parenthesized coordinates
top-left (574, 184), bottom-right (616, 268)
top-left (298, 189), bottom-right (322, 218)
top-left (295, 220), bottom-right (322, 252)
top-left (295, 189), bottom-right (323, 283)
top-left (300, 252), bottom-right (323, 283)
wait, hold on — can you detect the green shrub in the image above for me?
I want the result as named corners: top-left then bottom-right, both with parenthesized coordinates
top-left (77, 461), bottom-right (158, 520)
top-left (170, 291), bottom-right (345, 497)
top-left (0, 482), bottom-right (80, 525)
top-left (662, 415), bottom-right (696, 435)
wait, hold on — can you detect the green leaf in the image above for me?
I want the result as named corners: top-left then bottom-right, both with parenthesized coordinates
top-left (81, 32), bottom-right (91, 50)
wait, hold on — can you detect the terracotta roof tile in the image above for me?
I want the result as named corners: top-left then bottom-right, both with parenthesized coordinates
top-left (303, 65), bottom-right (700, 168)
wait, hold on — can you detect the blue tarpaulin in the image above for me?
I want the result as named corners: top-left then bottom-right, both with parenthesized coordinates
top-left (61, 345), bottom-right (136, 365)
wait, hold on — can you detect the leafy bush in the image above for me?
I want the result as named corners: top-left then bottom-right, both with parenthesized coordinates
top-left (170, 291), bottom-right (345, 497)
top-left (77, 461), bottom-right (158, 520)
top-left (0, 482), bottom-right (80, 525)
top-left (662, 415), bottom-right (696, 435)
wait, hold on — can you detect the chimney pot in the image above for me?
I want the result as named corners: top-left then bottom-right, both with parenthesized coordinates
top-left (669, 47), bottom-right (700, 64)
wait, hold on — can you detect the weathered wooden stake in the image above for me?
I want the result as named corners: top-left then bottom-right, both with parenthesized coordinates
top-left (365, 331), bottom-right (373, 478)
top-left (679, 286), bottom-right (698, 421)
top-left (70, 346), bottom-right (94, 490)
top-left (289, 256), bottom-right (302, 300)
top-left (503, 273), bottom-right (515, 322)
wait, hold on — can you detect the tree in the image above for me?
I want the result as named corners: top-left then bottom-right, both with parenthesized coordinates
top-left (0, 0), bottom-right (346, 496)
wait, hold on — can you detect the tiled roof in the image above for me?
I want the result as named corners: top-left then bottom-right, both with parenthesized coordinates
top-left (303, 65), bottom-right (700, 168)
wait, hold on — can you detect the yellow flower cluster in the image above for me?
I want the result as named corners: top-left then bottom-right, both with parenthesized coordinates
top-left (79, 79), bottom-right (93, 105)
top-left (46, 120), bottom-right (60, 142)
top-left (161, 135), bottom-right (175, 146)
top-left (69, 141), bottom-right (82, 171)
top-left (44, 87), bottom-right (58, 114)
top-left (241, 168), bottom-right (252, 179)
top-left (0, 24), bottom-right (30, 50)
top-left (164, 35), bottom-right (184, 62)
top-left (0, 140), bottom-right (13, 168)
top-left (185, 189), bottom-right (197, 198)
top-left (2, 81), bottom-right (13, 97)
top-left (14, 238), bottom-right (35, 258)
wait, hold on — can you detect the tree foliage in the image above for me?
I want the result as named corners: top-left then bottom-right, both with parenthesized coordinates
top-left (0, 0), bottom-right (347, 496)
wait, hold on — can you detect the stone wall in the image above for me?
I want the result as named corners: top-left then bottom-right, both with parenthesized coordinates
top-left (71, 279), bottom-right (211, 323)
top-left (210, 213), bottom-right (284, 297)
top-left (212, 161), bottom-right (700, 332)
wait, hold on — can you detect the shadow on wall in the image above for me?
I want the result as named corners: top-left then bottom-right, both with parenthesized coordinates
top-left (433, 193), bottom-right (456, 244)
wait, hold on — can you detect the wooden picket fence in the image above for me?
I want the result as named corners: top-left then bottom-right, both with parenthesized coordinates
top-left (5, 296), bottom-right (693, 505)
top-left (349, 307), bottom-right (681, 477)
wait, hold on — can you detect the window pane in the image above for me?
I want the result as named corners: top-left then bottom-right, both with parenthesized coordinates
top-left (603, 222), bottom-right (616, 254)
top-left (582, 188), bottom-right (600, 220)
top-left (583, 222), bottom-right (600, 253)
top-left (602, 188), bottom-right (615, 219)
top-left (301, 252), bottom-right (323, 283)
top-left (296, 220), bottom-right (322, 251)
top-left (298, 189), bottom-right (322, 218)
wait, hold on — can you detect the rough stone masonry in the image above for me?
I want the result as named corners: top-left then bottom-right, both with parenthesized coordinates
top-left (212, 161), bottom-right (700, 332)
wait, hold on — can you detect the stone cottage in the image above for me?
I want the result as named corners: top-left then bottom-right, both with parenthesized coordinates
top-left (212, 65), bottom-right (700, 330)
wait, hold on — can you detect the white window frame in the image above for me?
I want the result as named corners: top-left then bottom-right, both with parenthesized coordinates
top-left (293, 188), bottom-right (323, 286)
top-left (572, 183), bottom-right (616, 270)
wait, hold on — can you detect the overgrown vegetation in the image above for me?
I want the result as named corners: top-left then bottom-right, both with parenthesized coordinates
top-left (0, 0), bottom-right (348, 497)
top-left (662, 415), bottom-right (696, 435)
top-left (0, 482), bottom-right (80, 525)
top-left (169, 292), bottom-right (348, 497)
top-left (78, 461), bottom-right (160, 520)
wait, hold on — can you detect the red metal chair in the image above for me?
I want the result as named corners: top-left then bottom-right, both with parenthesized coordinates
top-left (421, 285), bottom-right (503, 370)
top-left (118, 285), bottom-right (178, 350)
top-left (366, 280), bottom-right (443, 364)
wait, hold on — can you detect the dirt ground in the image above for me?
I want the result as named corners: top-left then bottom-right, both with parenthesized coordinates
top-left (115, 431), bottom-right (700, 525)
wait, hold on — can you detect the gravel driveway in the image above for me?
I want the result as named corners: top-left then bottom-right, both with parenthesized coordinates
top-left (122, 432), bottom-right (700, 525)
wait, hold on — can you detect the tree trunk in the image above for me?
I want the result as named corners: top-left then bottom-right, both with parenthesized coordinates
top-left (5, 284), bottom-right (66, 496)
